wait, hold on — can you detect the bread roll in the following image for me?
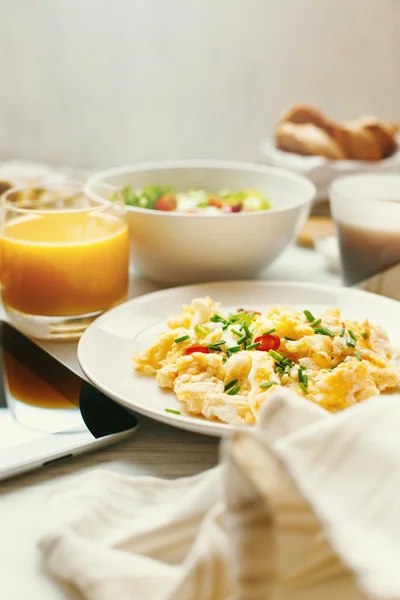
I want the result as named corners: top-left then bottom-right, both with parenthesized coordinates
top-left (278, 105), bottom-right (334, 135)
top-left (275, 122), bottom-right (348, 160)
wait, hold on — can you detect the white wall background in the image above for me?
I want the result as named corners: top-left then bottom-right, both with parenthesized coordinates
top-left (0, 0), bottom-right (399, 168)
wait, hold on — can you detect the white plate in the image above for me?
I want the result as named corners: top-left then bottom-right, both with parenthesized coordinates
top-left (77, 280), bottom-right (400, 437)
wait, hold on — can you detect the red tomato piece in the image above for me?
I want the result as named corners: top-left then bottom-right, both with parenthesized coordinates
top-left (254, 334), bottom-right (280, 352)
top-left (222, 203), bottom-right (243, 213)
top-left (185, 346), bottom-right (211, 355)
top-left (154, 194), bottom-right (177, 211)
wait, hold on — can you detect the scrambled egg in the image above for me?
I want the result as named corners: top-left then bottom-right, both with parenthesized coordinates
top-left (133, 297), bottom-right (400, 425)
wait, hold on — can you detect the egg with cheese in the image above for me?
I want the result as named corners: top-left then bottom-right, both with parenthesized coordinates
top-left (133, 297), bottom-right (400, 425)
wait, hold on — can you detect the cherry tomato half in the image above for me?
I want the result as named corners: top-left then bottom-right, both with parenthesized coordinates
top-left (254, 334), bottom-right (280, 352)
top-left (185, 346), bottom-right (211, 355)
top-left (154, 194), bottom-right (177, 211)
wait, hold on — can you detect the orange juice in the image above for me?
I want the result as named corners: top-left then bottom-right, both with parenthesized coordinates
top-left (1, 212), bottom-right (129, 316)
top-left (3, 350), bottom-right (81, 409)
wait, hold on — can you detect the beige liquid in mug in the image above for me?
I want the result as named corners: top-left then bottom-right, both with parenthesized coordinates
top-left (337, 222), bottom-right (400, 286)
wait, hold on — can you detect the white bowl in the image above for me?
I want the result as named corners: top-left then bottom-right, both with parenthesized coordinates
top-left (86, 160), bottom-right (315, 285)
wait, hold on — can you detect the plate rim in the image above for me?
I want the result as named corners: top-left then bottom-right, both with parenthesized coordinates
top-left (77, 279), bottom-right (400, 437)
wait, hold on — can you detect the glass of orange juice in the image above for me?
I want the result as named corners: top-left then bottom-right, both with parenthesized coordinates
top-left (1, 181), bottom-right (130, 340)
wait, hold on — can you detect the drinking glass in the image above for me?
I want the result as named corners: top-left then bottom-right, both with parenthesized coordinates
top-left (330, 173), bottom-right (400, 289)
top-left (1, 181), bottom-right (130, 339)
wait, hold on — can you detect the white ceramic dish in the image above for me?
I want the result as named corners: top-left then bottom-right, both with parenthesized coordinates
top-left (77, 280), bottom-right (400, 438)
top-left (85, 161), bottom-right (314, 285)
top-left (260, 137), bottom-right (400, 204)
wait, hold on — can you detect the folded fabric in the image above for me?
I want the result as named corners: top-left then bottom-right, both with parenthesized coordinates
top-left (38, 389), bottom-right (400, 600)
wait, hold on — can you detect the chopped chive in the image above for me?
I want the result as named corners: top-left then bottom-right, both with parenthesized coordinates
top-left (276, 367), bottom-right (284, 375)
top-left (246, 342), bottom-right (261, 350)
top-left (227, 385), bottom-right (241, 396)
top-left (348, 330), bottom-right (357, 341)
top-left (284, 365), bottom-right (292, 375)
top-left (237, 334), bottom-right (247, 345)
top-left (262, 328), bottom-right (276, 335)
top-left (314, 327), bottom-right (335, 338)
top-left (224, 378), bottom-right (238, 392)
top-left (298, 368), bottom-right (308, 387)
top-left (174, 334), bottom-right (190, 343)
top-left (231, 328), bottom-right (242, 337)
top-left (222, 325), bottom-right (229, 331)
top-left (346, 338), bottom-right (356, 348)
top-left (194, 325), bottom-right (209, 338)
top-left (354, 351), bottom-right (363, 361)
top-left (281, 358), bottom-right (293, 366)
top-left (226, 345), bottom-right (241, 354)
top-left (210, 314), bottom-right (226, 324)
top-left (304, 310), bottom-right (315, 323)
top-left (269, 349), bottom-right (284, 362)
top-left (299, 382), bottom-right (308, 394)
top-left (361, 332), bottom-right (368, 339)
top-left (222, 357), bottom-right (228, 363)
top-left (260, 381), bottom-right (278, 388)
top-left (207, 340), bottom-right (226, 348)
top-left (283, 336), bottom-right (295, 341)
top-left (243, 325), bottom-right (252, 338)
top-left (311, 318), bottom-right (322, 327)
top-left (165, 408), bottom-right (181, 415)
top-left (339, 328), bottom-right (345, 337)
top-left (344, 356), bottom-right (353, 363)
top-left (300, 365), bottom-right (307, 370)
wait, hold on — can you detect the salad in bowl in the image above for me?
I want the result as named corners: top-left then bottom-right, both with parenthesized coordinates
top-left (121, 184), bottom-right (271, 214)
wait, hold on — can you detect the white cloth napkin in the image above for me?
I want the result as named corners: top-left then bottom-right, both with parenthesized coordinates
top-left (38, 389), bottom-right (400, 600)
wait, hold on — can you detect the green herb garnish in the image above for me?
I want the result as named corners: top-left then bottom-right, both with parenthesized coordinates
top-left (174, 334), bottom-right (190, 343)
top-left (237, 335), bottom-right (247, 345)
top-left (354, 351), bottom-right (363, 361)
top-left (226, 345), bottom-right (241, 354)
top-left (194, 325), bottom-right (209, 338)
top-left (260, 381), bottom-right (278, 388)
top-left (339, 328), bottom-right (345, 337)
top-left (262, 328), bottom-right (276, 335)
top-left (210, 314), bottom-right (227, 324)
top-left (243, 325), bottom-right (252, 338)
top-left (227, 385), bottom-right (241, 396)
top-left (299, 382), bottom-right (308, 395)
top-left (304, 310), bottom-right (315, 323)
top-left (268, 350), bottom-right (285, 362)
top-left (298, 368), bottom-right (308, 387)
top-left (283, 336), bottom-right (295, 341)
top-left (231, 328), bottom-right (242, 337)
top-left (224, 378), bottom-right (238, 392)
top-left (310, 318), bottom-right (322, 327)
top-left (314, 327), bottom-right (335, 338)
top-left (165, 408), bottom-right (181, 415)
top-left (361, 332), bottom-right (369, 339)
top-left (346, 338), bottom-right (356, 348)
top-left (207, 340), bottom-right (226, 348)
top-left (348, 330), bottom-right (357, 341)
top-left (246, 342), bottom-right (261, 350)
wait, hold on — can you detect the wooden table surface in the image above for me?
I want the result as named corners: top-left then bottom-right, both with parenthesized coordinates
top-left (0, 243), bottom-right (340, 599)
